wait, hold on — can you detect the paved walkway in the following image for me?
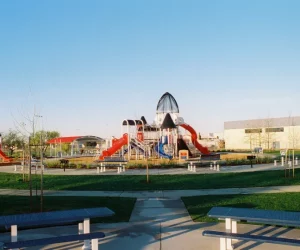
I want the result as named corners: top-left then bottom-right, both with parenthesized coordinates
top-left (0, 162), bottom-right (294, 175)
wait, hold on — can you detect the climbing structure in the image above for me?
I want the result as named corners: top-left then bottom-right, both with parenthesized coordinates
top-left (99, 92), bottom-right (210, 160)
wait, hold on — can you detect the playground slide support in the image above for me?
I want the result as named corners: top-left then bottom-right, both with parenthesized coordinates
top-left (179, 123), bottom-right (210, 155)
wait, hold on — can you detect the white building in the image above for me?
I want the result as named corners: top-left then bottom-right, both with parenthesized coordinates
top-left (224, 116), bottom-right (300, 150)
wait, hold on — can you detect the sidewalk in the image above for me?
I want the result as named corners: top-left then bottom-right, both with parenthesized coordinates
top-left (0, 162), bottom-right (291, 176)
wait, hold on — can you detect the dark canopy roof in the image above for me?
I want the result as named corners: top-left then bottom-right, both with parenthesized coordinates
top-left (138, 125), bottom-right (159, 132)
top-left (156, 92), bottom-right (179, 114)
top-left (161, 113), bottom-right (176, 129)
top-left (140, 116), bottom-right (147, 125)
top-left (122, 120), bottom-right (144, 126)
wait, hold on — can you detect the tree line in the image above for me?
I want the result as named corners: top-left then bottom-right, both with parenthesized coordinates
top-left (1, 129), bottom-right (60, 157)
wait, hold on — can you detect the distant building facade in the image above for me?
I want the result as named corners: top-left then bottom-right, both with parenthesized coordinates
top-left (224, 116), bottom-right (300, 150)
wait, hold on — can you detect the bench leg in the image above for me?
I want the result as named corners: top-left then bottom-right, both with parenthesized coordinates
top-left (232, 220), bottom-right (238, 243)
top-left (82, 218), bottom-right (91, 250)
top-left (97, 167), bottom-right (100, 174)
top-left (232, 220), bottom-right (237, 233)
top-left (78, 222), bottom-right (83, 234)
top-left (11, 225), bottom-right (18, 250)
top-left (193, 166), bottom-right (196, 172)
top-left (225, 218), bottom-right (233, 250)
top-left (123, 165), bottom-right (125, 172)
top-left (91, 239), bottom-right (98, 250)
top-left (220, 237), bottom-right (226, 250)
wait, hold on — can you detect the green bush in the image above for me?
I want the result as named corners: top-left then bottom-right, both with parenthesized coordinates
top-left (221, 156), bottom-right (274, 167)
top-left (69, 163), bottom-right (76, 168)
top-left (44, 161), bottom-right (60, 168)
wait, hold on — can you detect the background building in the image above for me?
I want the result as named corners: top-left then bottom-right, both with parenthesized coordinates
top-left (224, 116), bottom-right (300, 150)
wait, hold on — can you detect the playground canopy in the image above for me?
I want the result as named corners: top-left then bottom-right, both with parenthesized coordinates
top-left (156, 92), bottom-right (179, 114)
top-left (161, 113), bottom-right (177, 129)
top-left (122, 120), bottom-right (144, 126)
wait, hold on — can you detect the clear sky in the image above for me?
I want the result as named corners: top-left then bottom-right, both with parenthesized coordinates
top-left (1, 0), bottom-right (299, 138)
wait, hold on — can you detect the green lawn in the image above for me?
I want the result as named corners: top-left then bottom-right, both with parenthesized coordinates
top-left (0, 196), bottom-right (136, 223)
top-left (264, 150), bottom-right (300, 156)
top-left (0, 169), bottom-right (300, 191)
top-left (182, 193), bottom-right (300, 222)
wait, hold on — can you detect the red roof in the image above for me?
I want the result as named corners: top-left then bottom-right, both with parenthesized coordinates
top-left (47, 136), bottom-right (81, 144)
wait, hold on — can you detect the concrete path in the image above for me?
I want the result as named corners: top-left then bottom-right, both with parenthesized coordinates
top-left (0, 162), bottom-right (295, 176)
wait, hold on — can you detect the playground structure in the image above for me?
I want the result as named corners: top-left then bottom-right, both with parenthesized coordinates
top-left (0, 149), bottom-right (12, 162)
top-left (0, 93), bottom-right (213, 163)
top-left (0, 134), bottom-right (12, 162)
top-left (99, 92), bottom-right (211, 160)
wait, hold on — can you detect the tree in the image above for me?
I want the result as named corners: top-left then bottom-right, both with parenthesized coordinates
top-left (288, 117), bottom-right (300, 150)
top-left (30, 130), bottom-right (60, 145)
top-left (61, 143), bottom-right (70, 154)
top-left (2, 129), bottom-right (26, 156)
top-left (262, 118), bottom-right (276, 151)
top-left (244, 119), bottom-right (266, 151)
top-left (244, 132), bottom-right (257, 151)
top-left (30, 130), bottom-right (60, 157)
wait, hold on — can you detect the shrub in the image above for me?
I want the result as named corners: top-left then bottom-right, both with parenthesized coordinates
top-left (44, 161), bottom-right (60, 168)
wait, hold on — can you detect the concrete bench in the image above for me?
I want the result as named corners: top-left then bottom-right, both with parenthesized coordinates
top-left (15, 163), bottom-right (46, 172)
top-left (187, 161), bottom-right (200, 172)
top-left (0, 207), bottom-right (114, 250)
top-left (209, 161), bottom-right (220, 171)
top-left (1, 232), bottom-right (105, 250)
top-left (207, 206), bottom-right (300, 250)
top-left (94, 157), bottom-right (128, 174)
top-left (202, 230), bottom-right (300, 250)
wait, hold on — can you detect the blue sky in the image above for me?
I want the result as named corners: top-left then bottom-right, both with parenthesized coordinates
top-left (1, 0), bottom-right (299, 138)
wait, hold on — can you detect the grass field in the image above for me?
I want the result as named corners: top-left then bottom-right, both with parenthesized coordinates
top-left (182, 193), bottom-right (300, 222)
top-left (1, 168), bottom-right (300, 191)
top-left (264, 150), bottom-right (300, 156)
top-left (0, 196), bottom-right (136, 223)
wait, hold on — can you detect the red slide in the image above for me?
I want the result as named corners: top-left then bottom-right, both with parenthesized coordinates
top-left (0, 149), bottom-right (12, 162)
top-left (99, 134), bottom-right (129, 160)
top-left (180, 123), bottom-right (210, 155)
